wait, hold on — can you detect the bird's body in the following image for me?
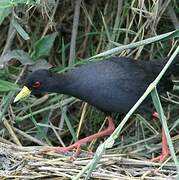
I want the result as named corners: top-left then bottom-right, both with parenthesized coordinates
top-left (24, 57), bottom-right (175, 113)
top-left (59, 57), bottom-right (172, 113)
top-left (14, 56), bottom-right (179, 160)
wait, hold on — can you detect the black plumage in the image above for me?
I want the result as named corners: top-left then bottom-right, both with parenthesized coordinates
top-left (24, 56), bottom-right (178, 113)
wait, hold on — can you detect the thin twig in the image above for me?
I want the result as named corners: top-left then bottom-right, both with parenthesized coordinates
top-left (42, 0), bottom-right (60, 37)
top-left (68, 0), bottom-right (82, 66)
top-left (167, 3), bottom-right (179, 29)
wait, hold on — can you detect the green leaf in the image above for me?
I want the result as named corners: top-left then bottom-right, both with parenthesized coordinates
top-left (0, 0), bottom-right (38, 8)
top-left (29, 59), bottom-right (52, 71)
top-left (12, 18), bottom-right (30, 40)
top-left (0, 80), bottom-right (19, 92)
top-left (31, 32), bottom-right (57, 59)
top-left (0, 49), bottom-right (34, 66)
top-left (0, 7), bottom-right (11, 25)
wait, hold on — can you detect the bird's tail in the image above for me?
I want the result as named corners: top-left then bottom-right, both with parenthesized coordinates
top-left (156, 55), bottom-right (179, 93)
top-left (149, 55), bottom-right (179, 77)
top-left (166, 55), bottom-right (179, 77)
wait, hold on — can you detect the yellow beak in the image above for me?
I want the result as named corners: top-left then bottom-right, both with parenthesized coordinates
top-left (14, 86), bottom-right (31, 103)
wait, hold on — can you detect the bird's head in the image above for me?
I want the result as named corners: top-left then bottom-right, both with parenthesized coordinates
top-left (14, 69), bottom-right (51, 102)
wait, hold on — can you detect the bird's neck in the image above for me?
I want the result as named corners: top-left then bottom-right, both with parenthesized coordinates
top-left (49, 72), bottom-right (77, 95)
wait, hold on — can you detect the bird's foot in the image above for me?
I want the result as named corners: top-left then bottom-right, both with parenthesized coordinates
top-left (151, 113), bottom-right (170, 162)
top-left (151, 128), bottom-right (169, 162)
top-left (47, 142), bottom-right (82, 158)
top-left (45, 116), bottom-right (115, 158)
top-left (151, 147), bottom-right (169, 162)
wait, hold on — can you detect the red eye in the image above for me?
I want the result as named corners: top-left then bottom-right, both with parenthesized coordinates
top-left (32, 81), bottom-right (41, 88)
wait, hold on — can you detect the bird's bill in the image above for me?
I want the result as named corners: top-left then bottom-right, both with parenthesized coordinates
top-left (14, 86), bottom-right (31, 103)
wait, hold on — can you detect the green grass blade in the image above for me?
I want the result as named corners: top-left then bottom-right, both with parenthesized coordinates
top-left (0, 79), bottom-right (19, 91)
top-left (90, 30), bottom-right (179, 59)
top-left (29, 105), bottom-right (51, 145)
top-left (12, 18), bottom-right (30, 40)
top-left (151, 88), bottom-right (179, 171)
top-left (62, 107), bottom-right (77, 142)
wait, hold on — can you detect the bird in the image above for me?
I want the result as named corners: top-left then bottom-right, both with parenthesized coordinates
top-left (14, 56), bottom-right (179, 161)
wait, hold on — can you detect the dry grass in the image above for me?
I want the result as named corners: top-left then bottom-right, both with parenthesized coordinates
top-left (0, 142), bottom-right (177, 179)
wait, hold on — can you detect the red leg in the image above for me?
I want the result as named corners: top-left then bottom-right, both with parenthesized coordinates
top-left (151, 128), bottom-right (169, 162)
top-left (47, 116), bottom-right (115, 156)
